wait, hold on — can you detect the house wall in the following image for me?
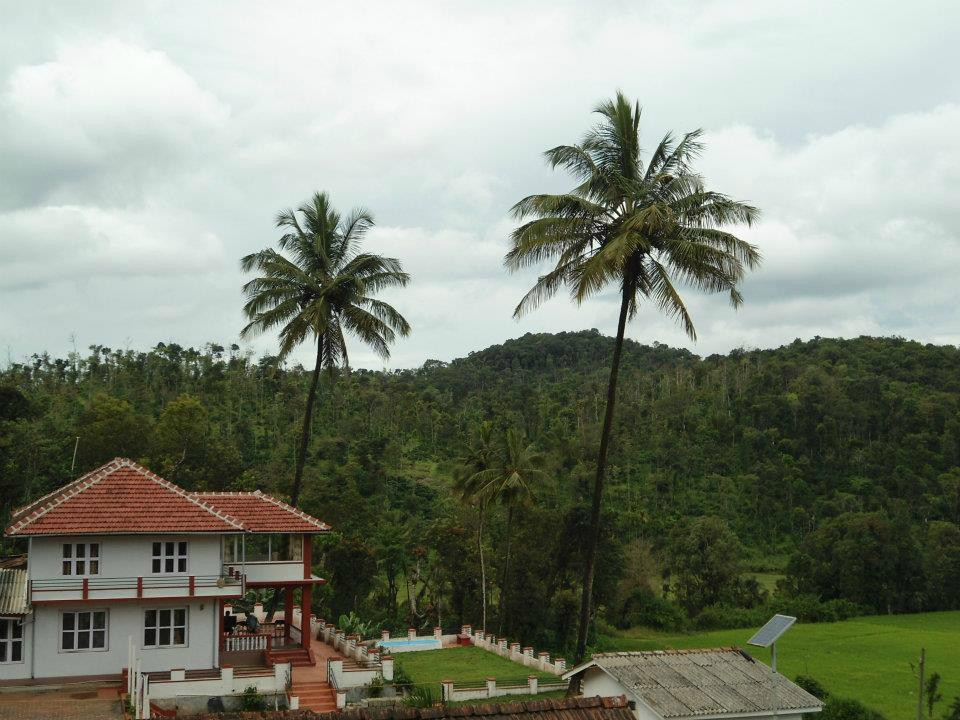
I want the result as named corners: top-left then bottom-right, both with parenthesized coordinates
top-left (31, 599), bottom-right (218, 679)
top-left (0, 614), bottom-right (32, 681)
top-left (29, 535), bottom-right (225, 580)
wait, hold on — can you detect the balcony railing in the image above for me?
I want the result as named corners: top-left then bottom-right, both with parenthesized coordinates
top-left (30, 574), bottom-right (244, 602)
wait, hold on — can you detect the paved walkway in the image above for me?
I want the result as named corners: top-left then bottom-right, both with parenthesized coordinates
top-left (291, 629), bottom-right (340, 684)
top-left (0, 685), bottom-right (122, 720)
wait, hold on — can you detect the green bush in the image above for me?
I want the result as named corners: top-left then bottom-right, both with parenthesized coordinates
top-left (239, 685), bottom-right (267, 711)
top-left (392, 663), bottom-right (414, 691)
top-left (618, 588), bottom-right (688, 631)
top-left (820, 697), bottom-right (886, 720)
top-left (405, 684), bottom-right (439, 708)
top-left (794, 675), bottom-right (829, 700)
top-left (368, 673), bottom-right (384, 698)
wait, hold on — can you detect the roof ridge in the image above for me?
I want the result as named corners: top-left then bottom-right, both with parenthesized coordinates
top-left (5, 459), bottom-right (126, 536)
top-left (595, 647), bottom-right (740, 657)
top-left (249, 489), bottom-right (330, 530)
top-left (5, 458), bottom-right (245, 536)
top-left (125, 460), bottom-right (246, 530)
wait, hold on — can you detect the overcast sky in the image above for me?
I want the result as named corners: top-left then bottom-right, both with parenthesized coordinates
top-left (1, 1), bottom-right (959, 370)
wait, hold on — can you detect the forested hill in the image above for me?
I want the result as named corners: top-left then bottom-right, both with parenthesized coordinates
top-left (2, 332), bottom-right (960, 644)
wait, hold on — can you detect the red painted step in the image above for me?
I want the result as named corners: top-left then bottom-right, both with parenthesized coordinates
top-left (292, 680), bottom-right (337, 712)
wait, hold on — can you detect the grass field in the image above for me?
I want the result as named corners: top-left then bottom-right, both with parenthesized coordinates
top-left (602, 611), bottom-right (960, 718)
top-left (394, 646), bottom-right (558, 687)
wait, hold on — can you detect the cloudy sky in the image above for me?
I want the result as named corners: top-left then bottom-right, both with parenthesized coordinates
top-left (1, 1), bottom-right (959, 370)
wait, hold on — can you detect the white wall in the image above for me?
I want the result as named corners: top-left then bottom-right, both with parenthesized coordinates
top-left (0, 614), bottom-right (32, 681)
top-left (32, 599), bottom-right (218, 679)
top-left (30, 535), bottom-right (226, 581)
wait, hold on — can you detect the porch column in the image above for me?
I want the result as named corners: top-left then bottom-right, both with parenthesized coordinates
top-left (284, 587), bottom-right (295, 643)
top-left (219, 599), bottom-right (226, 652)
top-left (301, 583), bottom-right (313, 650)
top-left (303, 534), bottom-right (313, 579)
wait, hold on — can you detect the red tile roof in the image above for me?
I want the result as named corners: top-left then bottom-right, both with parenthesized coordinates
top-left (191, 491), bottom-right (330, 532)
top-left (4, 458), bottom-right (330, 536)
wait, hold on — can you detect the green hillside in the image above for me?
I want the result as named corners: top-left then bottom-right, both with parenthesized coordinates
top-left (3, 333), bottom-right (960, 665)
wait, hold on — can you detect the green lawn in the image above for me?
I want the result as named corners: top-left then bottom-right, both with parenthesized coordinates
top-left (601, 611), bottom-right (960, 718)
top-left (394, 646), bottom-right (559, 687)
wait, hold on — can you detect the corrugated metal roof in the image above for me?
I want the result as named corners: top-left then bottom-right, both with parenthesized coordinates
top-left (581, 649), bottom-right (822, 718)
top-left (0, 568), bottom-right (29, 615)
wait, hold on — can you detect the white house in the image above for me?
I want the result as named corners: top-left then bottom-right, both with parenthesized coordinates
top-left (0, 457), bottom-right (330, 686)
top-left (563, 649), bottom-right (822, 720)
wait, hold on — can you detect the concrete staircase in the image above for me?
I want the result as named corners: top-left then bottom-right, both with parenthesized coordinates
top-left (292, 680), bottom-right (338, 713)
top-left (268, 647), bottom-right (315, 667)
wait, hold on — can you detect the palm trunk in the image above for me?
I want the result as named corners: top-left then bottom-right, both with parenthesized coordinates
top-left (291, 336), bottom-right (323, 507)
top-left (569, 287), bottom-right (630, 691)
top-left (498, 504), bottom-right (514, 635)
top-left (478, 501), bottom-right (487, 632)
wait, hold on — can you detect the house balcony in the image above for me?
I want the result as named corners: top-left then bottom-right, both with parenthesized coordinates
top-left (29, 573), bottom-right (244, 604)
top-left (225, 561), bottom-right (314, 586)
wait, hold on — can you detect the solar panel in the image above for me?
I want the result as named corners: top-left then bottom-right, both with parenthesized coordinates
top-left (747, 614), bottom-right (796, 647)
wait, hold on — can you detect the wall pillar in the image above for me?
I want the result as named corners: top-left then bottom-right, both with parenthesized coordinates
top-left (528, 675), bottom-right (538, 694)
top-left (284, 587), bottom-right (295, 643)
top-left (301, 583), bottom-right (313, 650)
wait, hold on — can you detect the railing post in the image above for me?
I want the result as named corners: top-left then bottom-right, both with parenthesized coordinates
top-left (137, 577), bottom-right (143, 599)
top-left (188, 576), bottom-right (195, 597)
top-left (82, 578), bottom-right (89, 600)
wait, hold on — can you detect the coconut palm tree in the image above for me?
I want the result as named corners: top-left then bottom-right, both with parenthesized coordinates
top-left (505, 93), bottom-right (761, 670)
top-left (453, 422), bottom-right (497, 632)
top-left (241, 191), bottom-right (411, 506)
top-left (456, 427), bottom-right (547, 633)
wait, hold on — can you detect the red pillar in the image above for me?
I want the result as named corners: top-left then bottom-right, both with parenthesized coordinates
top-left (284, 587), bottom-right (294, 644)
top-left (303, 534), bottom-right (312, 579)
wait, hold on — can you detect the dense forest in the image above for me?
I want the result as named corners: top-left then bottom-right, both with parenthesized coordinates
top-left (2, 331), bottom-right (960, 653)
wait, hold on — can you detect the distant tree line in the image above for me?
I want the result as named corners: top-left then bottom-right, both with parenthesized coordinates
top-left (2, 331), bottom-right (960, 652)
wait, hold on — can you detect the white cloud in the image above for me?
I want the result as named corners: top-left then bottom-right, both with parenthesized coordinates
top-left (0, 204), bottom-right (224, 290)
top-left (0, 2), bottom-right (959, 367)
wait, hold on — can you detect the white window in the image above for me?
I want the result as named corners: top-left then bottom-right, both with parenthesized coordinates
top-left (61, 542), bottom-right (100, 576)
top-left (0, 618), bottom-right (23, 663)
top-left (61, 610), bottom-right (107, 652)
top-left (144, 608), bottom-right (188, 648)
top-left (152, 541), bottom-right (188, 574)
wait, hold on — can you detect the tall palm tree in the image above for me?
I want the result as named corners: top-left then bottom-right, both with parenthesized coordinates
top-left (453, 422), bottom-right (496, 632)
top-left (241, 191), bottom-right (411, 506)
top-left (505, 93), bottom-right (761, 670)
top-left (456, 427), bottom-right (547, 633)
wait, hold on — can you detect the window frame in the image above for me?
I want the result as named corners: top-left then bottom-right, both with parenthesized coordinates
top-left (151, 540), bottom-right (189, 575)
top-left (0, 617), bottom-right (24, 664)
top-left (60, 609), bottom-right (108, 653)
top-left (61, 542), bottom-right (101, 576)
top-left (143, 607), bottom-right (189, 649)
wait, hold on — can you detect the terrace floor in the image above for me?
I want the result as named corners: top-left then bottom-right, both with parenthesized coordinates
top-left (0, 684), bottom-right (122, 720)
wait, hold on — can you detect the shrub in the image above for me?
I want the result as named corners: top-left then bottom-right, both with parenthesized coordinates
top-left (405, 684), bottom-right (439, 708)
top-left (392, 663), bottom-right (414, 691)
top-left (618, 588), bottom-right (688, 631)
top-left (368, 673), bottom-right (384, 698)
top-left (794, 675), bottom-right (829, 700)
top-left (820, 697), bottom-right (886, 720)
top-left (239, 685), bottom-right (267, 711)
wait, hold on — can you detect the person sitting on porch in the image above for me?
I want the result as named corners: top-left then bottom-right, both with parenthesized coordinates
top-left (245, 613), bottom-right (260, 633)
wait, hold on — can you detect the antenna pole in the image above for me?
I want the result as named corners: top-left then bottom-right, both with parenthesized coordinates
top-left (917, 648), bottom-right (925, 720)
top-left (71, 436), bottom-right (80, 474)
top-left (771, 642), bottom-right (779, 718)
